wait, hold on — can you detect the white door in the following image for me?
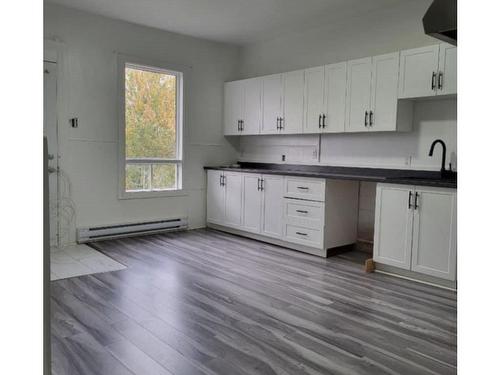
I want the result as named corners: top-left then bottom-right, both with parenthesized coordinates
top-left (282, 70), bottom-right (304, 134)
top-left (44, 61), bottom-right (59, 248)
top-left (345, 57), bottom-right (372, 133)
top-left (223, 172), bottom-right (243, 227)
top-left (411, 188), bottom-right (457, 280)
top-left (373, 184), bottom-right (414, 270)
top-left (437, 44), bottom-right (457, 95)
top-left (206, 170), bottom-right (225, 224)
top-left (224, 81), bottom-right (243, 135)
top-left (398, 45), bottom-right (440, 99)
top-left (370, 52), bottom-right (400, 131)
top-left (323, 62), bottom-right (347, 133)
top-left (303, 66), bottom-right (325, 134)
top-left (242, 174), bottom-right (263, 233)
top-left (261, 175), bottom-right (284, 239)
top-left (241, 78), bottom-right (262, 135)
top-left (261, 74), bottom-right (283, 134)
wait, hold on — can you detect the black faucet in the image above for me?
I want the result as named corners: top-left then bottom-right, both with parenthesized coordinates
top-left (429, 139), bottom-right (454, 178)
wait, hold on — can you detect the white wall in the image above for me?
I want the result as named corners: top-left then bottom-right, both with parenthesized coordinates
top-left (44, 4), bottom-right (241, 245)
top-left (236, 0), bottom-right (457, 244)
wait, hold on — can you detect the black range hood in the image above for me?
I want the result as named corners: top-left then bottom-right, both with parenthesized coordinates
top-left (423, 0), bottom-right (457, 45)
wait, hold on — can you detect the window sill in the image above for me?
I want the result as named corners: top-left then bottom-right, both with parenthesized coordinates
top-left (118, 189), bottom-right (188, 200)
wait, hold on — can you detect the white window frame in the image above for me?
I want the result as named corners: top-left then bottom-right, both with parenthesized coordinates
top-left (117, 54), bottom-right (186, 199)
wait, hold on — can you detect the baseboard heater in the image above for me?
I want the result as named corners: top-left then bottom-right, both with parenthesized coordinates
top-left (77, 217), bottom-right (188, 243)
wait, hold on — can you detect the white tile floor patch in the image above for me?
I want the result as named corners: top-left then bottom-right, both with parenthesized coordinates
top-left (50, 244), bottom-right (126, 281)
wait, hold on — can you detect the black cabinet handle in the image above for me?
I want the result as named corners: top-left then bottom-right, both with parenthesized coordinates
top-left (369, 111), bottom-right (373, 126)
top-left (279, 117), bottom-right (284, 130)
top-left (438, 72), bottom-right (443, 90)
top-left (257, 178), bottom-right (261, 191)
top-left (364, 111), bottom-right (368, 127)
top-left (297, 186), bottom-right (309, 190)
top-left (296, 232), bottom-right (308, 237)
top-left (219, 174), bottom-right (222, 186)
top-left (322, 114), bottom-right (326, 128)
top-left (276, 117), bottom-right (279, 130)
top-left (408, 191), bottom-right (413, 209)
top-left (318, 114), bottom-right (322, 128)
top-left (296, 210), bottom-right (309, 214)
top-left (431, 72), bottom-right (437, 90)
top-left (240, 120), bottom-right (244, 131)
top-left (414, 192), bottom-right (419, 209)
top-left (260, 178), bottom-right (264, 191)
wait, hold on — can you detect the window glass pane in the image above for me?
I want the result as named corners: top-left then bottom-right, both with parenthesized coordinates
top-left (125, 66), bottom-right (177, 159)
top-left (126, 164), bottom-right (151, 191)
top-left (152, 164), bottom-right (177, 190)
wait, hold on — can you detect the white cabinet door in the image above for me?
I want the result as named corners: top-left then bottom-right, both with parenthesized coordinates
top-left (242, 174), bottom-right (262, 233)
top-left (373, 184), bottom-right (413, 270)
top-left (303, 66), bottom-right (325, 134)
top-left (261, 175), bottom-right (284, 239)
top-left (345, 57), bottom-right (372, 133)
top-left (323, 62), bottom-right (347, 133)
top-left (206, 170), bottom-right (225, 224)
top-left (261, 74), bottom-right (283, 134)
top-left (370, 52), bottom-right (400, 132)
top-left (224, 81), bottom-right (243, 135)
top-left (411, 188), bottom-right (457, 280)
top-left (223, 172), bottom-right (243, 227)
top-left (282, 70), bottom-right (304, 134)
top-left (437, 44), bottom-right (457, 95)
top-left (398, 45), bottom-right (440, 99)
top-left (241, 78), bottom-right (262, 135)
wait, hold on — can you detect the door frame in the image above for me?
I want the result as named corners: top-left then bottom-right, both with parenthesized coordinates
top-left (44, 39), bottom-right (65, 247)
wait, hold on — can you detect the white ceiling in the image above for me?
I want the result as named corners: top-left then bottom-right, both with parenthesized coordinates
top-left (47, 0), bottom-right (415, 45)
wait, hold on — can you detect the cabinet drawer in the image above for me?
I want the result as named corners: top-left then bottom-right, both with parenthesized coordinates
top-left (284, 224), bottom-right (323, 248)
top-left (284, 199), bottom-right (324, 228)
top-left (284, 177), bottom-right (325, 201)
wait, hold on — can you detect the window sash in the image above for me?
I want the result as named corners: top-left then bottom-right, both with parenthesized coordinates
top-left (118, 54), bottom-right (185, 198)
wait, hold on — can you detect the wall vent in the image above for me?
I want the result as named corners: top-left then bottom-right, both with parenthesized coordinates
top-left (77, 217), bottom-right (188, 243)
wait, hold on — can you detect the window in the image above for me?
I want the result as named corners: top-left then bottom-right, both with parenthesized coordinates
top-left (118, 56), bottom-right (183, 198)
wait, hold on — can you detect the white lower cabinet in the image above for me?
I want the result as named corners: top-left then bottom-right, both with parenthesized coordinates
top-left (261, 175), bottom-right (284, 238)
top-left (374, 183), bottom-right (457, 281)
top-left (207, 170), bottom-right (359, 257)
top-left (206, 170), bottom-right (243, 228)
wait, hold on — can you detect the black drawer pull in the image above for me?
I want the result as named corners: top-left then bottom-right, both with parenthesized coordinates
top-left (296, 232), bottom-right (308, 236)
top-left (296, 210), bottom-right (309, 214)
top-left (296, 186), bottom-right (309, 190)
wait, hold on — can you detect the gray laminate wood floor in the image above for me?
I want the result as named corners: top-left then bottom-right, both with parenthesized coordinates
top-left (51, 229), bottom-right (457, 375)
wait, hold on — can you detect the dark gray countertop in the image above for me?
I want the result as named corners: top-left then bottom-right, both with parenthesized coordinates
top-left (204, 162), bottom-right (457, 189)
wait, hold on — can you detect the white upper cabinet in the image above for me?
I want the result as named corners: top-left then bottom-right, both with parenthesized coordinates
top-left (261, 74), bottom-right (283, 134)
top-left (282, 70), bottom-right (305, 134)
top-left (437, 43), bottom-right (457, 95)
top-left (303, 66), bottom-right (326, 134)
top-left (323, 62), bottom-right (347, 133)
top-left (411, 187), bottom-right (457, 280)
top-left (224, 78), bottom-right (262, 135)
top-left (345, 57), bottom-right (372, 132)
top-left (241, 78), bottom-right (262, 135)
top-left (224, 81), bottom-right (244, 136)
top-left (370, 52), bottom-right (401, 131)
top-left (346, 53), bottom-right (411, 133)
top-left (398, 44), bottom-right (456, 99)
top-left (224, 43), bottom-right (451, 136)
